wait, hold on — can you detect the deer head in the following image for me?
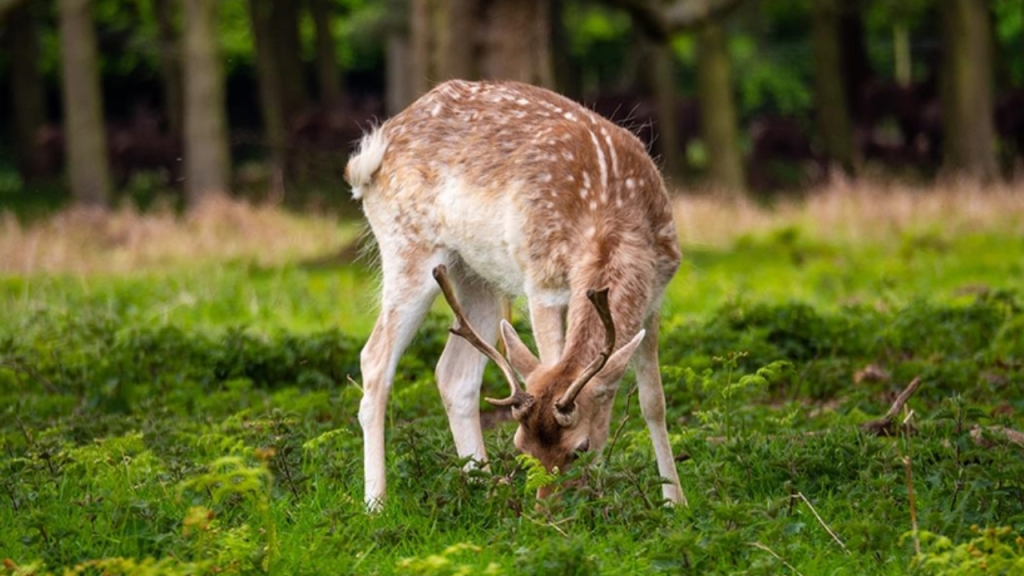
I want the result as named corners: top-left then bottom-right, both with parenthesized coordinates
top-left (433, 265), bottom-right (644, 477)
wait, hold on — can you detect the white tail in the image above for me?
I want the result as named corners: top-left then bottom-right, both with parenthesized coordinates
top-left (347, 79), bottom-right (684, 510)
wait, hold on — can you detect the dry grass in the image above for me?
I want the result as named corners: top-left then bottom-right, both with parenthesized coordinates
top-left (2, 182), bottom-right (1022, 275)
top-left (673, 179), bottom-right (1024, 248)
top-left (0, 197), bottom-right (354, 275)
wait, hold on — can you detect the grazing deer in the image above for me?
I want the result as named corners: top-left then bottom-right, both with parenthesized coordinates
top-left (346, 80), bottom-right (685, 510)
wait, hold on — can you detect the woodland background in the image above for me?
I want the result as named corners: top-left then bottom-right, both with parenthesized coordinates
top-left (1, 0), bottom-right (1023, 214)
top-left (3, 2), bottom-right (1024, 575)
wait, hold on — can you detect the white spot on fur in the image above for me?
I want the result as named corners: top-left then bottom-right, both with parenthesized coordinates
top-left (539, 173), bottom-right (553, 183)
top-left (564, 112), bottom-right (577, 121)
top-left (626, 178), bottom-right (636, 189)
top-left (583, 172), bottom-right (592, 189)
top-left (517, 98), bottom-right (530, 105)
top-left (589, 200), bottom-right (597, 211)
top-left (588, 130), bottom-right (608, 193)
top-left (562, 151), bottom-right (574, 161)
top-left (604, 135), bottom-right (619, 177)
top-left (580, 187), bottom-right (589, 200)
top-left (586, 226), bottom-right (596, 238)
top-left (431, 103), bottom-right (442, 116)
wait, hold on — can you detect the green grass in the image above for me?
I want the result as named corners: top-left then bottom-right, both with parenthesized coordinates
top-left (2, 213), bottom-right (1024, 575)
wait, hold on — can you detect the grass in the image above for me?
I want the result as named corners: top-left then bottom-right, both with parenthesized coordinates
top-left (1, 184), bottom-right (1024, 575)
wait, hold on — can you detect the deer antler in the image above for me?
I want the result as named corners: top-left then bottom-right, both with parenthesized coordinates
top-left (432, 265), bottom-right (532, 409)
top-left (555, 288), bottom-right (616, 416)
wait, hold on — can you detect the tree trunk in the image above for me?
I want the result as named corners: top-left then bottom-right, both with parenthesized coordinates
top-left (438, 0), bottom-right (476, 80)
top-left (386, 32), bottom-right (414, 115)
top-left (650, 41), bottom-right (682, 181)
top-left (310, 0), bottom-right (341, 106)
top-left (410, 0), bottom-right (434, 95)
top-left (182, 0), bottom-right (230, 205)
top-left (838, 3), bottom-right (870, 114)
top-left (6, 0), bottom-right (47, 181)
top-left (272, 0), bottom-right (307, 119)
top-left (811, 0), bottom-right (858, 174)
top-left (58, 0), bottom-right (110, 207)
top-left (480, 0), bottom-right (552, 87)
top-left (695, 21), bottom-right (744, 193)
top-left (249, 0), bottom-right (287, 187)
top-left (940, 0), bottom-right (997, 182)
top-left (410, 0), bottom-right (478, 93)
top-left (549, 0), bottom-right (577, 98)
top-left (153, 0), bottom-right (183, 138)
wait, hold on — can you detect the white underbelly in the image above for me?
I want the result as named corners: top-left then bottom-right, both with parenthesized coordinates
top-left (436, 179), bottom-right (527, 295)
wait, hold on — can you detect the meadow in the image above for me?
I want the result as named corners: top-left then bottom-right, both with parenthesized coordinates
top-left (1, 183), bottom-right (1023, 575)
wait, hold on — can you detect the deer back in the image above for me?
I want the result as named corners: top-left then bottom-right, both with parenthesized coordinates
top-left (348, 80), bottom-right (679, 303)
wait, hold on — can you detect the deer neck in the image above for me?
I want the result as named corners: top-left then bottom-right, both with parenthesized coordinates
top-left (559, 250), bottom-right (652, 369)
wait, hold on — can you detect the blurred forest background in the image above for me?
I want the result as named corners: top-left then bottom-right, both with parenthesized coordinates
top-left (0, 0), bottom-right (1022, 215)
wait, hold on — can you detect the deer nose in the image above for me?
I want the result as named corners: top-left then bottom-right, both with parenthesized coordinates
top-left (575, 438), bottom-right (590, 454)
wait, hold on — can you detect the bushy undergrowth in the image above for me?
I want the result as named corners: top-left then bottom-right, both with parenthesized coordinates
top-left (2, 285), bottom-right (1023, 574)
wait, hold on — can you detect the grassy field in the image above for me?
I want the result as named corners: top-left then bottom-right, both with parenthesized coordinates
top-left (1, 184), bottom-right (1023, 575)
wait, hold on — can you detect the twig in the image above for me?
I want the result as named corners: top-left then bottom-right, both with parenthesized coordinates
top-left (749, 542), bottom-right (805, 576)
top-left (904, 456), bottom-right (920, 555)
top-left (900, 408), bottom-right (921, 555)
top-left (605, 383), bottom-right (637, 461)
top-left (793, 492), bottom-right (848, 553)
top-left (970, 425), bottom-right (1024, 450)
top-left (523, 512), bottom-right (572, 537)
top-left (0, 359), bottom-right (61, 394)
top-left (861, 377), bottom-right (921, 436)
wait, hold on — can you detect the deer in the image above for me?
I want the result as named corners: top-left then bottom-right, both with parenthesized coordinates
top-left (345, 79), bottom-right (685, 510)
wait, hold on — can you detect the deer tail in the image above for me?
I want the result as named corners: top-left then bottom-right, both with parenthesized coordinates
top-left (345, 127), bottom-right (389, 200)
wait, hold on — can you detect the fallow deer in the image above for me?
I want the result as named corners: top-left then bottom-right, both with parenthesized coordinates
top-left (345, 79), bottom-right (685, 510)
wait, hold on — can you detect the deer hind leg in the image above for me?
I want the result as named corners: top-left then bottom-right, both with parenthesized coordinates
top-left (434, 269), bottom-right (501, 466)
top-left (633, 312), bottom-right (687, 506)
top-left (358, 248), bottom-right (445, 510)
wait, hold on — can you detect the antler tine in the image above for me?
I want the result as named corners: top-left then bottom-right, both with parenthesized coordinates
top-left (555, 288), bottom-right (616, 412)
top-left (432, 265), bottom-right (529, 407)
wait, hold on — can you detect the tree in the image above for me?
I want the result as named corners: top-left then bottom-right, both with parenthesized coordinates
top-left (811, 0), bottom-right (859, 174)
top-left (600, 0), bottom-right (746, 191)
top-left (4, 0), bottom-right (46, 181)
top-left (696, 21), bottom-right (744, 192)
top-left (273, 0), bottom-right (307, 119)
top-left (940, 0), bottom-right (998, 182)
top-left (182, 0), bottom-right (230, 205)
top-left (153, 0), bottom-right (183, 138)
top-left (647, 39), bottom-right (682, 180)
top-left (410, 0), bottom-right (478, 95)
top-left (310, 0), bottom-right (341, 106)
top-left (479, 0), bottom-right (553, 86)
top-left (249, 0), bottom-right (287, 187)
top-left (58, 0), bottom-right (110, 207)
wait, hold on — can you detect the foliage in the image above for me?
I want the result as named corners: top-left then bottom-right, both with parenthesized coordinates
top-left (1, 214), bottom-right (1024, 574)
top-left (912, 526), bottom-right (1024, 575)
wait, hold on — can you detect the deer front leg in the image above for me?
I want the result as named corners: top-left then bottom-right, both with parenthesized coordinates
top-left (435, 273), bottom-right (502, 464)
top-left (359, 263), bottom-right (441, 510)
top-left (633, 313), bottom-right (687, 506)
top-left (527, 299), bottom-right (566, 365)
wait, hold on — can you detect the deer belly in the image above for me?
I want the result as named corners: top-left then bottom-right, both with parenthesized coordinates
top-left (436, 186), bottom-right (527, 296)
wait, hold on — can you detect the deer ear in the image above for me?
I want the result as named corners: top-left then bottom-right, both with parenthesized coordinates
top-left (595, 329), bottom-right (646, 387)
top-left (500, 320), bottom-right (540, 378)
